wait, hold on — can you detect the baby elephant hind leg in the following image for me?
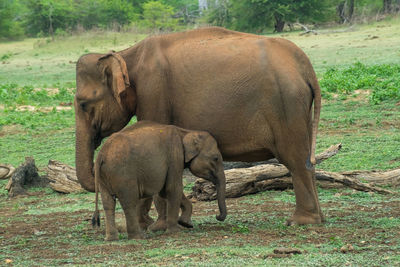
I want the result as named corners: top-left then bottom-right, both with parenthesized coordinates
top-left (118, 187), bottom-right (145, 239)
top-left (99, 185), bottom-right (118, 241)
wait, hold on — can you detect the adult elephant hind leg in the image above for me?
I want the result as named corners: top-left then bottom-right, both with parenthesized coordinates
top-left (99, 185), bottom-right (118, 241)
top-left (275, 132), bottom-right (323, 225)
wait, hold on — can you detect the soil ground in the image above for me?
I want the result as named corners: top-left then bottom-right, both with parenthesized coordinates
top-left (1, 185), bottom-right (399, 266)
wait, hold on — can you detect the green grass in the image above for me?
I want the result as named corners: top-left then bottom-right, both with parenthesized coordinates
top-left (1, 19), bottom-right (400, 266)
top-left (0, 31), bottom-right (147, 87)
top-left (280, 16), bottom-right (400, 74)
top-left (320, 62), bottom-right (400, 103)
top-left (0, 184), bottom-right (398, 266)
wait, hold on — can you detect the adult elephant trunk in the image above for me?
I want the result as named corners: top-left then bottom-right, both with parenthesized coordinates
top-left (215, 169), bottom-right (227, 221)
top-left (75, 105), bottom-right (96, 192)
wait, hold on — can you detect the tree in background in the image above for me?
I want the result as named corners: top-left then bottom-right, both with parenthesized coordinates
top-left (24, 0), bottom-right (75, 37)
top-left (213, 0), bottom-right (333, 33)
top-left (1, 0), bottom-right (399, 39)
top-left (164, 0), bottom-right (199, 24)
top-left (0, 0), bottom-right (25, 40)
top-left (141, 1), bottom-right (178, 30)
top-left (204, 0), bottom-right (231, 27)
top-left (337, 0), bottom-right (355, 23)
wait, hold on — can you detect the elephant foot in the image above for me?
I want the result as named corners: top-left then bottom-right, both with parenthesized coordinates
top-left (148, 219), bottom-right (167, 232)
top-left (139, 214), bottom-right (155, 230)
top-left (117, 223), bottom-right (126, 233)
top-left (128, 231), bottom-right (146, 240)
top-left (165, 224), bottom-right (182, 234)
top-left (286, 212), bottom-right (323, 226)
top-left (105, 232), bottom-right (119, 241)
top-left (178, 217), bottom-right (193, 228)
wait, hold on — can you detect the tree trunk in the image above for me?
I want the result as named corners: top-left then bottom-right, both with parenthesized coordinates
top-left (337, 1), bottom-right (346, 23)
top-left (384, 0), bottom-right (392, 13)
top-left (348, 0), bottom-right (355, 21)
top-left (5, 157), bottom-right (48, 197)
top-left (337, 0), bottom-right (354, 23)
top-left (49, 4), bottom-right (54, 41)
top-left (274, 14), bottom-right (285, 32)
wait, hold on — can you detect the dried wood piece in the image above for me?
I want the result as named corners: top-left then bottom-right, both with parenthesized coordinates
top-left (6, 157), bottom-right (47, 197)
top-left (273, 247), bottom-right (302, 255)
top-left (316, 171), bottom-right (394, 194)
top-left (295, 22), bottom-right (318, 35)
top-left (315, 143), bottom-right (342, 164)
top-left (190, 144), bottom-right (395, 200)
top-left (46, 160), bottom-right (84, 193)
top-left (340, 169), bottom-right (400, 186)
top-left (0, 164), bottom-right (15, 180)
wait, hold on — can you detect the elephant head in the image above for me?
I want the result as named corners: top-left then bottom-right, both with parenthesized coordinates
top-left (75, 53), bottom-right (136, 191)
top-left (183, 132), bottom-right (227, 221)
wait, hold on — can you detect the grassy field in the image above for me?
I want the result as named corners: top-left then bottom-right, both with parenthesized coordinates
top-left (0, 17), bottom-right (400, 266)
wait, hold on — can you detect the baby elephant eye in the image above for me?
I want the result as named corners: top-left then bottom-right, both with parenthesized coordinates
top-left (213, 156), bottom-right (219, 162)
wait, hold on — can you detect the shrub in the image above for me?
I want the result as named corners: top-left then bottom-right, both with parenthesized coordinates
top-left (320, 63), bottom-right (400, 104)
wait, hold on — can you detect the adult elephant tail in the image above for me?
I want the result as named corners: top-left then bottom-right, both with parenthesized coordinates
top-left (308, 72), bottom-right (322, 169)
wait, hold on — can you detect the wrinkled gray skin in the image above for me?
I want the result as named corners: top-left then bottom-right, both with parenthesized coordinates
top-left (76, 27), bottom-right (323, 225)
top-left (92, 121), bottom-right (226, 240)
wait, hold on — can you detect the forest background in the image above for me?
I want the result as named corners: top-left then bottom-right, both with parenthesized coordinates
top-left (1, 0), bottom-right (400, 41)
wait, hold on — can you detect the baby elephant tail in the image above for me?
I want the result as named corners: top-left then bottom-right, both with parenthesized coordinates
top-left (92, 155), bottom-right (102, 228)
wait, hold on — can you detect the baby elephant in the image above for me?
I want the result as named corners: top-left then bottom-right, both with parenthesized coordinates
top-left (92, 121), bottom-right (227, 240)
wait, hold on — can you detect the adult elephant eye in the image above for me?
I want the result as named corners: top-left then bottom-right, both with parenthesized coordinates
top-left (80, 102), bottom-right (87, 112)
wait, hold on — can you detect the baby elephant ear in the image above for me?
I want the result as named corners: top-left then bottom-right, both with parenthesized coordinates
top-left (97, 53), bottom-right (130, 108)
top-left (183, 132), bottom-right (203, 163)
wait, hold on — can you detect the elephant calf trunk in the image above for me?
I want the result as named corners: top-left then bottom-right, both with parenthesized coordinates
top-left (215, 172), bottom-right (227, 221)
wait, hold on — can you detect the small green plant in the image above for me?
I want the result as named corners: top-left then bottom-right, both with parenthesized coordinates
top-left (231, 223), bottom-right (249, 234)
top-left (1, 52), bottom-right (13, 61)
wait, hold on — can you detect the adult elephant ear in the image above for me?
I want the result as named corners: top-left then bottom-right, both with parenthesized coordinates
top-left (97, 53), bottom-right (130, 108)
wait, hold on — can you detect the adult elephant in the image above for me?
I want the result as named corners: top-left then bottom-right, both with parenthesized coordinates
top-left (75, 27), bottom-right (323, 225)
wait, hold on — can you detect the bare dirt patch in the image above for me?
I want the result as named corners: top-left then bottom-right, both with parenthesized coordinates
top-left (0, 125), bottom-right (24, 136)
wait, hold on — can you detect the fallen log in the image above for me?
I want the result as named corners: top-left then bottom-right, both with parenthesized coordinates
top-left (190, 144), bottom-right (396, 200)
top-left (191, 167), bottom-right (395, 201)
top-left (46, 160), bottom-right (84, 193)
